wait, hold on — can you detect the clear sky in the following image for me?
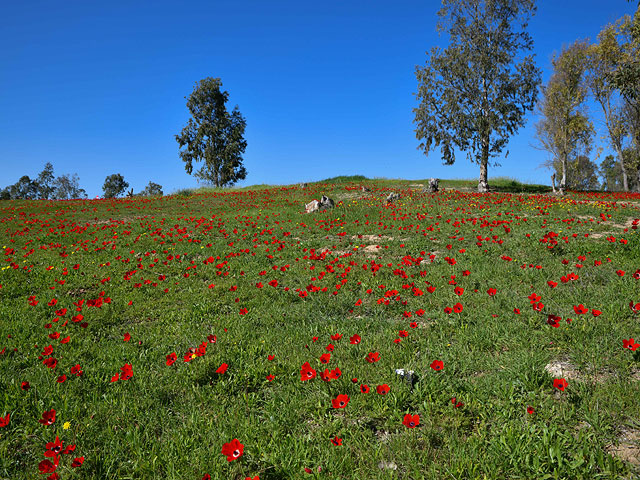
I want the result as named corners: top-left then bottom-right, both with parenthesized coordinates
top-left (1, 0), bottom-right (636, 196)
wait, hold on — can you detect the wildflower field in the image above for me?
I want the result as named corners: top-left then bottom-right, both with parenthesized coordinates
top-left (1, 178), bottom-right (639, 479)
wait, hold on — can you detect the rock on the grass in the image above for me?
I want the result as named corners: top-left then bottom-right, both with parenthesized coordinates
top-left (386, 192), bottom-right (400, 204)
top-left (305, 196), bottom-right (334, 213)
top-left (318, 195), bottom-right (335, 210)
top-left (478, 180), bottom-right (489, 193)
top-left (361, 185), bottom-right (370, 192)
top-left (305, 199), bottom-right (320, 213)
top-left (428, 178), bottom-right (439, 193)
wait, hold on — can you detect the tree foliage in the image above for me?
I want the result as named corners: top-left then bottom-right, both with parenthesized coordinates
top-left (52, 174), bottom-right (87, 200)
top-left (535, 40), bottom-right (594, 191)
top-left (176, 77), bottom-right (247, 187)
top-left (141, 181), bottom-right (163, 196)
top-left (414, 0), bottom-right (541, 192)
top-left (587, 15), bottom-right (637, 191)
top-left (36, 162), bottom-right (55, 199)
top-left (102, 174), bottom-right (129, 199)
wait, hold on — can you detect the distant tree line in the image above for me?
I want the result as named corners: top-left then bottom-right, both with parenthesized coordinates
top-left (1, 163), bottom-right (163, 200)
top-left (0, 163), bottom-right (87, 200)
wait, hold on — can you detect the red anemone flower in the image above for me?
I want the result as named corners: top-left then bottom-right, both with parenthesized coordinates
top-left (331, 394), bottom-right (350, 409)
top-left (366, 351), bottom-right (380, 363)
top-left (216, 363), bottom-right (229, 374)
top-left (300, 362), bottom-right (316, 381)
top-left (430, 360), bottom-right (444, 371)
top-left (376, 384), bottom-right (390, 395)
top-left (360, 384), bottom-right (370, 393)
top-left (166, 352), bottom-right (177, 366)
top-left (623, 338), bottom-right (640, 351)
top-left (39, 409), bottom-right (56, 426)
top-left (553, 378), bottom-right (568, 391)
top-left (330, 436), bottom-right (343, 446)
top-left (221, 438), bottom-right (244, 462)
top-left (0, 413), bottom-right (9, 427)
top-left (402, 414), bottom-right (420, 428)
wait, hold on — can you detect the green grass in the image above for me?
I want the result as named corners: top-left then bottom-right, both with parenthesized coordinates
top-left (1, 181), bottom-right (639, 479)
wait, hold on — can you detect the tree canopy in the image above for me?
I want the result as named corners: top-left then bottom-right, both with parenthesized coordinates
top-left (102, 174), bottom-right (129, 198)
top-left (414, 0), bottom-right (541, 192)
top-left (176, 77), bottom-right (247, 188)
top-left (535, 40), bottom-right (594, 192)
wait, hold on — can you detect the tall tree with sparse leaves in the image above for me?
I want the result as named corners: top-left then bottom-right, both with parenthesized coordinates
top-left (37, 162), bottom-right (55, 199)
top-left (176, 77), bottom-right (247, 187)
top-left (414, 0), bottom-right (541, 192)
top-left (535, 40), bottom-right (594, 193)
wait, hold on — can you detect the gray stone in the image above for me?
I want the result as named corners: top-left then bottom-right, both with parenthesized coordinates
top-left (478, 180), bottom-right (489, 193)
top-left (305, 199), bottom-right (320, 213)
top-left (386, 192), bottom-right (400, 204)
top-left (318, 195), bottom-right (335, 210)
top-left (361, 186), bottom-right (370, 192)
top-left (428, 178), bottom-right (439, 193)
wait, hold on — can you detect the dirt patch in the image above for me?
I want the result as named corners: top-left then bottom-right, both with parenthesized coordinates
top-left (606, 428), bottom-right (640, 466)
top-left (351, 234), bottom-right (394, 241)
top-left (544, 359), bottom-right (621, 383)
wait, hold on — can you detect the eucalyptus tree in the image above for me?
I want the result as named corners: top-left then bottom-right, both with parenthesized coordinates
top-left (414, 0), bottom-right (541, 192)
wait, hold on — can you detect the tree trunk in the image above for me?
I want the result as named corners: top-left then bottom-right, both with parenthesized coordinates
top-left (560, 154), bottom-right (567, 193)
top-left (613, 144), bottom-right (629, 192)
top-left (478, 135), bottom-right (489, 192)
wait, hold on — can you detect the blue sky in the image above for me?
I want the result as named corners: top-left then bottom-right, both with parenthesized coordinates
top-left (0, 0), bottom-right (636, 196)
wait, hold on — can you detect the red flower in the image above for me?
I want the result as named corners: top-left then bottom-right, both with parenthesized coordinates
top-left (0, 413), bottom-right (9, 427)
top-left (330, 436), bottom-right (343, 446)
top-left (376, 384), bottom-right (390, 395)
top-left (331, 394), bottom-right (350, 408)
top-left (573, 304), bottom-right (588, 315)
top-left (123, 332), bottom-right (131, 342)
top-left (319, 353), bottom-right (331, 364)
top-left (616, 269), bottom-right (625, 277)
top-left (216, 363), bottom-right (229, 374)
top-left (120, 364), bottom-right (133, 381)
top-left (350, 334), bottom-right (362, 344)
top-left (39, 409), bottom-right (56, 426)
top-left (453, 302), bottom-right (463, 313)
top-left (630, 302), bottom-right (640, 314)
top-left (366, 352), bottom-right (380, 363)
top-left (21, 381), bottom-right (30, 391)
top-left (266, 374), bottom-right (275, 382)
top-left (526, 406), bottom-right (535, 415)
top-left (330, 333), bottom-right (343, 341)
top-left (451, 397), bottom-right (464, 408)
top-left (360, 384), bottom-right (370, 393)
top-left (553, 378), bottom-right (568, 391)
top-left (44, 436), bottom-right (64, 459)
top-left (623, 338), bottom-right (640, 351)
top-left (487, 288), bottom-right (497, 296)
top-left (71, 457), bottom-right (84, 468)
top-left (38, 459), bottom-right (58, 474)
top-left (300, 362), bottom-right (316, 381)
top-left (166, 352), bottom-right (177, 366)
top-left (444, 307), bottom-right (453, 314)
top-left (221, 438), bottom-right (244, 462)
top-left (239, 308), bottom-right (248, 315)
top-left (430, 360), bottom-right (444, 371)
top-left (56, 375), bottom-right (67, 383)
top-left (547, 281), bottom-right (558, 288)
top-left (402, 414), bottom-right (420, 428)
top-left (454, 287), bottom-right (464, 296)
top-left (267, 355), bottom-right (275, 361)
top-left (591, 309), bottom-right (602, 317)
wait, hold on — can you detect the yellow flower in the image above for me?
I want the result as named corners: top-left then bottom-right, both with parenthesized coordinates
top-left (63, 422), bottom-right (71, 430)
